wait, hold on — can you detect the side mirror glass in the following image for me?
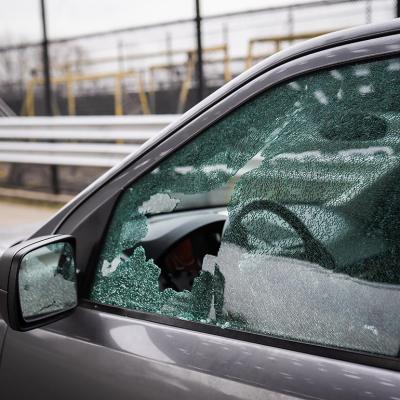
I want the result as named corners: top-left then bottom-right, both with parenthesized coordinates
top-left (0, 235), bottom-right (78, 331)
top-left (19, 240), bottom-right (77, 322)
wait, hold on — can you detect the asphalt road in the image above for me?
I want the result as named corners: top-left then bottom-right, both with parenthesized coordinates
top-left (0, 201), bottom-right (60, 253)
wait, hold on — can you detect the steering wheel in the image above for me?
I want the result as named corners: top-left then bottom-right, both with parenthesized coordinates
top-left (227, 199), bottom-right (335, 269)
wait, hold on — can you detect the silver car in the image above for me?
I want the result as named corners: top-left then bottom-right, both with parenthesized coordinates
top-left (1, 21), bottom-right (400, 399)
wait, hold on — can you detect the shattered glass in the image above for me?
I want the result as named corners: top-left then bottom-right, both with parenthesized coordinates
top-left (19, 242), bottom-right (77, 319)
top-left (91, 57), bottom-right (400, 355)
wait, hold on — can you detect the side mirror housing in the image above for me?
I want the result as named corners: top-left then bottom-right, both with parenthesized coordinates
top-left (0, 235), bottom-right (78, 331)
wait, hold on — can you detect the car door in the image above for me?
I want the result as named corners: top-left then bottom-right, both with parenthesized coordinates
top-left (1, 28), bottom-right (400, 400)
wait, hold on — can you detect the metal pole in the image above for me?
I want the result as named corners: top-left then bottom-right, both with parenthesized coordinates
top-left (194, 0), bottom-right (205, 102)
top-left (117, 40), bottom-right (126, 114)
top-left (118, 40), bottom-right (125, 74)
top-left (365, 0), bottom-right (372, 24)
top-left (397, 0), bottom-right (400, 18)
top-left (40, 0), bottom-right (59, 194)
top-left (166, 32), bottom-right (173, 86)
top-left (288, 6), bottom-right (294, 40)
top-left (222, 23), bottom-right (228, 47)
top-left (222, 24), bottom-right (231, 82)
top-left (40, 0), bottom-right (52, 116)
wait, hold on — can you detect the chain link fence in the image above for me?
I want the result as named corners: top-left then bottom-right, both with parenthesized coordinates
top-left (0, 0), bottom-right (396, 116)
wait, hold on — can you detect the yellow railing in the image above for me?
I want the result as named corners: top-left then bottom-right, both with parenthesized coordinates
top-left (21, 70), bottom-right (150, 116)
top-left (148, 44), bottom-right (232, 113)
top-left (20, 30), bottom-right (335, 116)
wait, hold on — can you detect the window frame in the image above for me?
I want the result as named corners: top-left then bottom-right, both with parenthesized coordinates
top-left (65, 33), bottom-right (400, 371)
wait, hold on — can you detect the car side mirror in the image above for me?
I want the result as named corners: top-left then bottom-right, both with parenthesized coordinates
top-left (0, 235), bottom-right (78, 331)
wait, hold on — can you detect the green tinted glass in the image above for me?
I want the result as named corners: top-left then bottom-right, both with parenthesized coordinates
top-left (91, 57), bottom-right (400, 356)
top-left (19, 241), bottom-right (77, 320)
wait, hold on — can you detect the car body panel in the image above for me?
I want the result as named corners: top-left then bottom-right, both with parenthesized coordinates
top-left (1, 307), bottom-right (400, 400)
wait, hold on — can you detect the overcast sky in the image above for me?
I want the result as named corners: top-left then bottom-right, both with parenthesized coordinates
top-left (1, 0), bottom-right (321, 43)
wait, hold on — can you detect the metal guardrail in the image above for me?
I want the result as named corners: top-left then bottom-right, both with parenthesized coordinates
top-left (0, 97), bottom-right (16, 117)
top-left (0, 115), bottom-right (177, 168)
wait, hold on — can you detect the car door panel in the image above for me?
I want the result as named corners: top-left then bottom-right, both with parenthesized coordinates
top-left (1, 306), bottom-right (399, 400)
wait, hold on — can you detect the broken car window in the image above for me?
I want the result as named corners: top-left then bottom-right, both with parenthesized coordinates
top-left (91, 57), bottom-right (400, 356)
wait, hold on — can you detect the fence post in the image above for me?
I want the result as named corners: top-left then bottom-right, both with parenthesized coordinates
top-left (288, 5), bottom-right (294, 41)
top-left (40, 0), bottom-right (59, 195)
top-left (40, 0), bottom-right (52, 117)
top-left (366, 0), bottom-right (372, 23)
top-left (194, 0), bottom-right (205, 102)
